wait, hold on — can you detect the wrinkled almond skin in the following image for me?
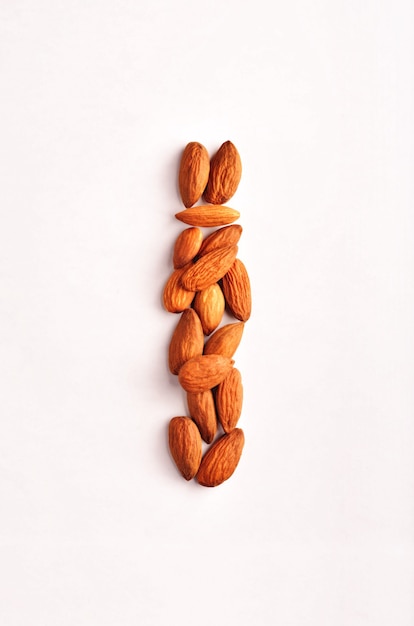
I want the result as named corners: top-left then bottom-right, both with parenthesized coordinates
top-left (196, 428), bottom-right (245, 487)
top-left (203, 322), bottom-right (244, 358)
top-left (173, 227), bottom-right (203, 269)
top-left (163, 263), bottom-right (195, 313)
top-left (187, 389), bottom-right (217, 444)
top-left (215, 368), bottom-right (243, 433)
top-left (175, 205), bottom-right (240, 227)
top-left (193, 283), bottom-right (225, 335)
top-left (179, 142), bottom-right (210, 208)
top-left (221, 258), bottom-right (252, 321)
top-left (168, 309), bottom-right (204, 375)
top-left (180, 245), bottom-right (238, 292)
top-left (178, 354), bottom-right (234, 393)
top-left (198, 224), bottom-right (243, 257)
top-left (169, 416), bottom-right (202, 480)
top-left (203, 141), bottom-right (242, 205)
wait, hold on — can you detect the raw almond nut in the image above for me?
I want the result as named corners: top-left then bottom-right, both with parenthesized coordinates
top-left (180, 245), bottom-right (238, 291)
top-left (178, 142), bottom-right (210, 208)
top-left (221, 258), bottom-right (252, 321)
top-left (163, 263), bottom-right (195, 313)
top-left (203, 141), bottom-right (242, 205)
top-left (198, 224), bottom-right (243, 257)
top-left (187, 389), bottom-right (217, 444)
top-left (175, 205), bottom-right (240, 227)
top-left (215, 368), bottom-right (243, 433)
top-left (196, 428), bottom-right (245, 487)
top-left (193, 283), bottom-right (225, 335)
top-left (168, 309), bottom-right (204, 375)
top-left (173, 227), bottom-right (203, 269)
top-left (168, 416), bottom-right (202, 480)
top-left (203, 322), bottom-right (244, 358)
top-left (178, 354), bottom-right (234, 393)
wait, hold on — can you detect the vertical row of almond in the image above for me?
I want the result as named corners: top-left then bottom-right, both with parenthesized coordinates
top-left (163, 140), bottom-right (251, 487)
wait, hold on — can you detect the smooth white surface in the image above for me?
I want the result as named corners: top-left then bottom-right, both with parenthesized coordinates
top-left (0, 1), bottom-right (413, 624)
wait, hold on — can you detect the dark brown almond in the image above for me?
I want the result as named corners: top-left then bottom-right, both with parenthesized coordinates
top-left (168, 416), bottom-right (202, 480)
top-left (196, 428), bottom-right (245, 487)
top-left (168, 309), bottom-right (204, 375)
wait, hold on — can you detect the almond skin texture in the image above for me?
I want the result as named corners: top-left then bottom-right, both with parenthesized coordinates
top-left (163, 263), bottom-right (196, 313)
top-left (178, 354), bottom-right (234, 393)
top-left (203, 141), bottom-right (242, 205)
top-left (173, 227), bottom-right (203, 269)
top-left (203, 322), bottom-right (244, 358)
top-left (168, 416), bottom-right (202, 480)
top-left (175, 205), bottom-right (240, 227)
top-left (221, 258), bottom-right (252, 321)
top-left (193, 283), bottom-right (225, 336)
top-left (178, 142), bottom-right (210, 208)
top-left (180, 245), bottom-right (238, 291)
top-left (168, 309), bottom-right (204, 375)
top-left (187, 389), bottom-right (217, 444)
top-left (197, 428), bottom-right (245, 487)
top-left (198, 224), bottom-right (243, 257)
top-left (215, 368), bottom-right (243, 433)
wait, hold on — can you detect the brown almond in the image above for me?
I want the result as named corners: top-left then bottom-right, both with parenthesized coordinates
top-left (181, 245), bottom-right (238, 292)
top-left (168, 416), bottom-right (202, 480)
top-left (178, 354), bottom-right (234, 393)
top-left (173, 227), bottom-right (203, 269)
top-left (162, 263), bottom-right (195, 313)
top-left (198, 224), bottom-right (243, 257)
top-left (168, 309), bottom-right (204, 375)
top-left (203, 141), bottom-right (242, 205)
top-left (203, 322), bottom-right (244, 358)
top-left (215, 368), bottom-right (243, 433)
top-left (187, 389), bottom-right (217, 444)
top-left (196, 428), bottom-right (245, 487)
top-left (221, 258), bottom-right (252, 321)
top-left (193, 283), bottom-right (225, 335)
top-left (178, 142), bottom-right (210, 208)
top-left (175, 205), bottom-right (240, 227)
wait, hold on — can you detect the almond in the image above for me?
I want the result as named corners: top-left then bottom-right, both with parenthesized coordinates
top-left (187, 389), bottom-right (217, 444)
top-left (193, 283), bottom-right (225, 335)
top-left (221, 258), bottom-right (252, 321)
top-left (173, 227), bottom-right (203, 269)
top-left (203, 321), bottom-right (244, 358)
top-left (215, 368), bottom-right (243, 433)
top-left (175, 205), bottom-right (240, 227)
top-left (180, 245), bottom-right (238, 291)
top-left (178, 354), bottom-right (234, 393)
top-left (198, 224), bottom-right (243, 257)
top-left (203, 141), bottom-right (242, 205)
top-left (168, 416), bottom-right (202, 480)
top-left (168, 309), bottom-right (204, 375)
top-left (178, 142), bottom-right (210, 208)
top-left (196, 428), bottom-right (245, 487)
top-left (163, 263), bottom-right (195, 313)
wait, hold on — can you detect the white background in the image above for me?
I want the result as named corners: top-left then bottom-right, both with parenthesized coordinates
top-left (0, 1), bottom-right (413, 624)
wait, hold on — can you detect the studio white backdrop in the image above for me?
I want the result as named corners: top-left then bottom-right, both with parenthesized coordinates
top-left (0, 1), bottom-right (413, 624)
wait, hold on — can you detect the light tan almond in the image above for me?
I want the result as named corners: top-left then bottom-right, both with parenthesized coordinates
top-left (169, 416), bottom-right (202, 480)
top-left (203, 141), bottom-right (242, 205)
top-left (193, 283), bottom-right (225, 335)
top-left (168, 309), bottom-right (204, 375)
top-left (173, 227), bottom-right (203, 269)
top-left (198, 224), bottom-right (243, 257)
top-left (203, 322), bottom-right (244, 358)
top-left (180, 245), bottom-right (238, 291)
top-left (187, 389), bottom-right (217, 444)
top-left (221, 258), bottom-right (252, 321)
top-left (215, 368), bottom-right (243, 433)
top-left (178, 354), bottom-right (234, 393)
top-left (175, 205), bottom-right (240, 227)
top-left (196, 428), bottom-right (244, 487)
top-left (178, 142), bottom-right (210, 208)
top-left (163, 263), bottom-right (195, 313)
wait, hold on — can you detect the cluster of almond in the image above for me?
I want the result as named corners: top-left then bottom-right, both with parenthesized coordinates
top-left (163, 141), bottom-right (251, 487)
